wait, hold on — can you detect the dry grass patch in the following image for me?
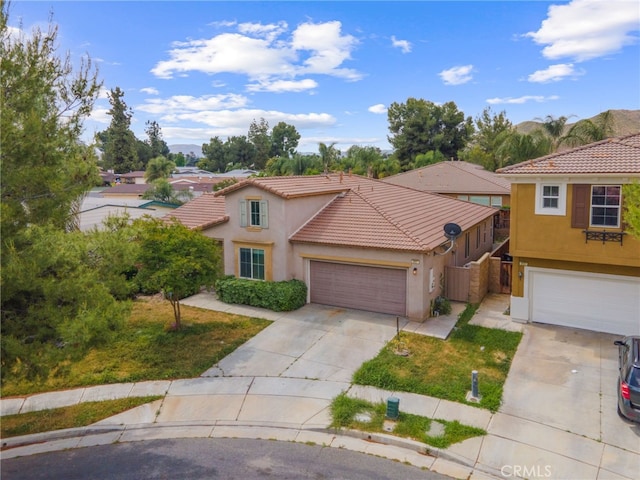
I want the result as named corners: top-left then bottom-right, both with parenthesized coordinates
top-left (1, 297), bottom-right (271, 397)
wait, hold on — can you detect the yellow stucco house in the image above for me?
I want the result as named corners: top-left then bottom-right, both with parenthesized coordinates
top-left (498, 133), bottom-right (640, 335)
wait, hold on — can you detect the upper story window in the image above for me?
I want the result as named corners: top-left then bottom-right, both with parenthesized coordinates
top-left (591, 185), bottom-right (620, 227)
top-left (240, 199), bottom-right (269, 229)
top-left (535, 183), bottom-right (566, 216)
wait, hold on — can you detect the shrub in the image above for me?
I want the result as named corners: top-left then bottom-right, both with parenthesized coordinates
top-left (215, 276), bottom-right (307, 312)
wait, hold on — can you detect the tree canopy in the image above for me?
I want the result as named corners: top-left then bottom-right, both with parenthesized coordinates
top-left (98, 87), bottom-right (141, 173)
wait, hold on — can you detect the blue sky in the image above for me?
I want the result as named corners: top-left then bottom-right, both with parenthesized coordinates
top-left (7, 1), bottom-right (640, 152)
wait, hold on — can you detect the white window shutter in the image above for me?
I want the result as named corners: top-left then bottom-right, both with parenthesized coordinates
top-left (239, 200), bottom-right (247, 227)
top-left (260, 200), bottom-right (268, 228)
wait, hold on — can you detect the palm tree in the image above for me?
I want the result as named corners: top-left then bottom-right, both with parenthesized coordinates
top-left (535, 115), bottom-right (572, 152)
top-left (496, 130), bottom-right (552, 168)
top-left (562, 110), bottom-right (615, 148)
top-left (145, 156), bottom-right (176, 182)
top-left (318, 142), bottom-right (339, 174)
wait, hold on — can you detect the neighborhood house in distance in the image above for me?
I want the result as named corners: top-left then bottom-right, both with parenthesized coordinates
top-left (498, 133), bottom-right (640, 336)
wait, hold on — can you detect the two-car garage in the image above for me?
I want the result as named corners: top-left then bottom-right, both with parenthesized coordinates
top-left (529, 268), bottom-right (640, 336)
top-left (309, 261), bottom-right (407, 316)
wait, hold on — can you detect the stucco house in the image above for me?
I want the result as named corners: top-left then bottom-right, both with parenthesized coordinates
top-left (165, 173), bottom-right (498, 321)
top-left (498, 133), bottom-right (640, 335)
top-left (383, 161), bottom-right (511, 235)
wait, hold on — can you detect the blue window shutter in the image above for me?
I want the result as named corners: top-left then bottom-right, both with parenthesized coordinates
top-left (239, 200), bottom-right (247, 227)
top-left (260, 200), bottom-right (268, 229)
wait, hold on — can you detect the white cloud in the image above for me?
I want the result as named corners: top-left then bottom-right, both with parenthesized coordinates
top-left (140, 87), bottom-right (159, 95)
top-left (391, 35), bottom-right (412, 53)
top-left (246, 78), bottom-right (318, 93)
top-left (88, 107), bottom-right (111, 124)
top-left (151, 20), bottom-right (362, 89)
top-left (439, 65), bottom-right (474, 85)
top-left (486, 95), bottom-right (560, 105)
top-left (525, 0), bottom-right (640, 62)
top-left (137, 94), bottom-right (249, 115)
top-left (527, 63), bottom-right (584, 83)
top-left (368, 104), bottom-right (387, 114)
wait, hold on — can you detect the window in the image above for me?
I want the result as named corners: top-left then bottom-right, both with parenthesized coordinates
top-left (535, 183), bottom-right (566, 216)
top-left (591, 185), bottom-right (620, 227)
top-left (239, 248), bottom-right (265, 280)
top-left (490, 196), bottom-right (503, 207)
top-left (464, 232), bottom-right (470, 258)
top-left (542, 185), bottom-right (559, 208)
top-left (240, 199), bottom-right (269, 228)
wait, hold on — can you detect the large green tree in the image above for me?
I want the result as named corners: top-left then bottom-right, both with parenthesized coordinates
top-left (1, 7), bottom-right (101, 238)
top-left (387, 98), bottom-right (473, 169)
top-left (145, 120), bottom-right (170, 159)
top-left (318, 142), bottom-right (339, 173)
top-left (562, 110), bottom-right (615, 148)
top-left (200, 136), bottom-right (226, 172)
top-left (135, 219), bottom-right (222, 329)
top-left (461, 107), bottom-right (514, 171)
top-left (142, 179), bottom-right (192, 205)
top-left (270, 122), bottom-right (300, 159)
top-left (248, 118), bottom-right (272, 170)
top-left (99, 87), bottom-right (140, 173)
top-left (145, 156), bottom-right (176, 182)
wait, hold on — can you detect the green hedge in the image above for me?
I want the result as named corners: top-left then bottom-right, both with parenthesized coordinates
top-left (215, 276), bottom-right (307, 312)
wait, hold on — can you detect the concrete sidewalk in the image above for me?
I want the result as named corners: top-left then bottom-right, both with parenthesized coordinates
top-left (2, 294), bottom-right (639, 480)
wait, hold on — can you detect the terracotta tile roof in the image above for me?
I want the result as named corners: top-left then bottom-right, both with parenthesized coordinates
top-left (497, 133), bottom-right (640, 176)
top-left (102, 184), bottom-right (149, 195)
top-left (215, 174), bottom-right (352, 198)
top-left (162, 193), bottom-right (228, 230)
top-left (290, 176), bottom-right (497, 252)
top-left (384, 161), bottom-right (511, 195)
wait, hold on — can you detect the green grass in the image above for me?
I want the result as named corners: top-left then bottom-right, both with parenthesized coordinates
top-left (1, 297), bottom-right (271, 397)
top-left (330, 393), bottom-right (485, 449)
top-left (352, 304), bottom-right (522, 412)
top-left (0, 396), bottom-right (162, 438)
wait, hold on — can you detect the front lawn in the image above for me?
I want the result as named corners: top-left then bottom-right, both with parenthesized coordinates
top-left (0, 397), bottom-right (162, 438)
top-left (1, 297), bottom-right (271, 397)
top-left (352, 305), bottom-right (522, 412)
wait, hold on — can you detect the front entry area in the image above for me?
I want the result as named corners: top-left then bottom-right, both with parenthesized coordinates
top-left (309, 261), bottom-right (407, 316)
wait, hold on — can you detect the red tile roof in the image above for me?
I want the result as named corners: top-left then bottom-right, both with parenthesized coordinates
top-left (497, 133), bottom-right (640, 176)
top-left (162, 193), bottom-right (228, 230)
top-left (290, 176), bottom-right (497, 251)
top-left (214, 174), bottom-right (352, 198)
top-left (384, 161), bottom-right (511, 195)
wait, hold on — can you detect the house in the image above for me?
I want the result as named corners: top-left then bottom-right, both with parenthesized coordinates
top-left (78, 196), bottom-right (176, 231)
top-left (383, 161), bottom-right (511, 234)
top-left (164, 173), bottom-right (498, 321)
top-left (497, 133), bottom-right (640, 336)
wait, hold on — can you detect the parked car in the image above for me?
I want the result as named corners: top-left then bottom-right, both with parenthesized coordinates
top-left (614, 336), bottom-right (640, 423)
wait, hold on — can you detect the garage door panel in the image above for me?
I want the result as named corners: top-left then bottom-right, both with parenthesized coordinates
top-left (531, 269), bottom-right (640, 335)
top-left (310, 261), bottom-right (406, 316)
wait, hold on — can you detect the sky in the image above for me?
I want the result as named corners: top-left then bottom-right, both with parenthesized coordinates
top-left (6, 0), bottom-right (640, 153)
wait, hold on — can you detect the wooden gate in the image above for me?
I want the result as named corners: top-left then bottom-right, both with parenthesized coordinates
top-left (445, 266), bottom-right (470, 302)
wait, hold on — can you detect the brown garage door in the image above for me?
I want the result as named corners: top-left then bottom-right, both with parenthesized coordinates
top-left (310, 261), bottom-right (407, 316)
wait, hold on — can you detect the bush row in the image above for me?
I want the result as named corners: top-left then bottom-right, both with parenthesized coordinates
top-left (215, 276), bottom-right (307, 312)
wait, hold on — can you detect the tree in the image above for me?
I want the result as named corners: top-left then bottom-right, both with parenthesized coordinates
top-left (99, 87), bottom-right (140, 173)
top-left (622, 182), bottom-right (640, 240)
top-left (496, 130), bottom-right (552, 168)
top-left (535, 114), bottom-right (572, 152)
top-left (224, 135), bottom-right (256, 169)
top-left (248, 118), bottom-right (272, 170)
top-left (387, 98), bottom-right (472, 169)
top-left (135, 219), bottom-right (222, 329)
top-left (145, 156), bottom-right (176, 182)
top-left (461, 107), bottom-right (514, 171)
top-left (563, 110), bottom-right (615, 148)
top-left (270, 122), bottom-right (300, 158)
top-left (145, 120), bottom-right (170, 159)
top-left (142, 179), bottom-right (193, 205)
top-left (318, 142), bottom-right (339, 173)
top-left (200, 136), bottom-right (226, 172)
top-left (1, 6), bottom-right (101, 239)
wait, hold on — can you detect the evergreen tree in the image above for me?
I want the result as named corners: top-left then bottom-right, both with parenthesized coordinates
top-left (100, 87), bottom-right (140, 173)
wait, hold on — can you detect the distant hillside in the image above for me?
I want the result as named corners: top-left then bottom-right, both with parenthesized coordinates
top-left (169, 144), bottom-right (203, 157)
top-left (516, 109), bottom-right (640, 137)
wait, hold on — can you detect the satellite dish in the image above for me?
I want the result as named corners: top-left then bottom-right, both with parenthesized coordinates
top-left (443, 223), bottom-right (462, 241)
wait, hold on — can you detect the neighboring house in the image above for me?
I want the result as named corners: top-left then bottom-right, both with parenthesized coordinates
top-left (119, 171), bottom-right (147, 185)
top-left (78, 196), bottom-right (175, 231)
top-left (498, 133), bottom-right (640, 336)
top-left (165, 174), bottom-right (497, 321)
top-left (101, 181), bottom-right (215, 200)
top-left (383, 161), bottom-right (511, 233)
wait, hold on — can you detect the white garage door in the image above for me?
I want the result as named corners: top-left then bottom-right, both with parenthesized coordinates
top-left (530, 269), bottom-right (640, 335)
top-left (310, 261), bottom-right (407, 316)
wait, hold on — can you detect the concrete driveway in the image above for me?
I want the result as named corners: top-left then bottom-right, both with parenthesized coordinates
top-left (472, 323), bottom-right (640, 479)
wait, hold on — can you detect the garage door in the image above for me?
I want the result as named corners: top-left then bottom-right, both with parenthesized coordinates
top-left (310, 261), bottom-right (407, 316)
top-left (530, 269), bottom-right (640, 335)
